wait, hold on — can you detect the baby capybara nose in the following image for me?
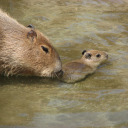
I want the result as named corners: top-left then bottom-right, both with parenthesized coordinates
top-left (56, 70), bottom-right (63, 77)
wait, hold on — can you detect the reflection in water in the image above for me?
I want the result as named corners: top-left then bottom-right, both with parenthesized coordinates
top-left (0, 0), bottom-right (128, 128)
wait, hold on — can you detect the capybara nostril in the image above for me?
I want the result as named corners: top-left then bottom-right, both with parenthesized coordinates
top-left (55, 70), bottom-right (63, 78)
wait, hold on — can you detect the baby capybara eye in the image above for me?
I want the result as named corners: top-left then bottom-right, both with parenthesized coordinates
top-left (96, 54), bottom-right (101, 58)
top-left (41, 46), bottom-right (49, 54)
top-left (85, 53), bottom-right (92, 59)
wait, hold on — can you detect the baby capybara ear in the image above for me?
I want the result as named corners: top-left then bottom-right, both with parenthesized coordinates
top-left (82, 50), bottom-right (86, 55)
top-left (27, 30), bottom-right (37, 42)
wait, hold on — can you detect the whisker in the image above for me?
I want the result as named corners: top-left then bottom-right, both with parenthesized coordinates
top-left (55, 72), bottom-right (60, 80)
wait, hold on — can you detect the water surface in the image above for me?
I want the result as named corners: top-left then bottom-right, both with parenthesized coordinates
top-left (0, 0), bottom-right (128, 128)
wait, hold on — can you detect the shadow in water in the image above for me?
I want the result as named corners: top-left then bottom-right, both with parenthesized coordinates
top-left (0, 76), bottom-right (60, 86)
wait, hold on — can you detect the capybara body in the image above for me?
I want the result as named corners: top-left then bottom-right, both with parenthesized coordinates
top-left (61, 50), bottom-right (108, 83)
top-left (0, 9), bottom-right (62, 77)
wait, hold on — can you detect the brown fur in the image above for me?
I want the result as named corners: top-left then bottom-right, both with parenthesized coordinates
top-left (61, 50), bottom-right (108, 83)
top-left (0, 9), bottom-right (62, 77)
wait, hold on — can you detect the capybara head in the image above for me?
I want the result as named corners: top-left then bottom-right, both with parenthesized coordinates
top-left (25, 26), bottom-right (62, 77)
top-left (81, 50), bottom-right (108, 67)
top-left (8, 26), bottom-right (62, 77)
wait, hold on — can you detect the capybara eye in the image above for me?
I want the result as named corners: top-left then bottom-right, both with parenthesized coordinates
top-left (82, 50), bottom-right (86, 55)
top-left (96, 54), bottom-right (101, 58)
top-left (85, 53), bottom-right (92, 59)
top-left (41, 46), bottom-right (49, 54)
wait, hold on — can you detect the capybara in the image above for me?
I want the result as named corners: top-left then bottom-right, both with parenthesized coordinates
top-left (61, 50), bottom-right (108, 83)
top-left (0, 9), bottom-right (63, 77)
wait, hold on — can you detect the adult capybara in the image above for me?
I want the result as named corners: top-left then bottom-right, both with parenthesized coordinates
top-left (0, 9), bottom-right (62, 77)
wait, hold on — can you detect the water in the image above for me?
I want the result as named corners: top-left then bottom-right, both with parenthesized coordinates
top-left (0, 0), bottom-right (128, 127)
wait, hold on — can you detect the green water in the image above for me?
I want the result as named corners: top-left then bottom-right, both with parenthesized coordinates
top-left (0, 0), bottom-right (128, 128)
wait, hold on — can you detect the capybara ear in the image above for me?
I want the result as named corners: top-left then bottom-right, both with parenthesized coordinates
top-left (27, 30), bottom-right (37, 42)
top-left (27, 24), bottom-right (35, 29)
top-left (82, 50), bottom-right (86, 55)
